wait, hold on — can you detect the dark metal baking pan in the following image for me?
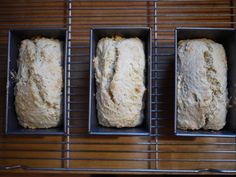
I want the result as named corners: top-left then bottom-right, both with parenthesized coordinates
top-left (175, 27), bottom-right (236, 137)
top-left (5, 28), bottom-right (68, 135)
top-left (89, 27), bottom-right (152, 135)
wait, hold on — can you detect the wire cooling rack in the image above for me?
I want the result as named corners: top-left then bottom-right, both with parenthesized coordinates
top-left (0, 0), bottom-right (236, 174)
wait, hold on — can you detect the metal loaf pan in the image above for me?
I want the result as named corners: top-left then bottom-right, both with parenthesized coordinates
top-left (175, 27), bottom-right (236, 137)
top-left (6, 28), bottom-right (68, 135)
top-left (89, 27), bottom-right (152, 135)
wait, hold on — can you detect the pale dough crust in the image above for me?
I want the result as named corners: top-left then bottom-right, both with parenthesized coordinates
top-left (177, 39), bottom-right (228, 130)
top-left (94, 36), bottom-right (146, 128)
top-left (15, 37), bottom-right (63, 129)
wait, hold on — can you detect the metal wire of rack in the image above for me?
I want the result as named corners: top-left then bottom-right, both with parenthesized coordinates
top-left (0, 0), bottom-right (236, 174)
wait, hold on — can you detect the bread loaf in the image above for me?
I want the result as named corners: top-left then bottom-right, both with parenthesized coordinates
top-left (94, 36), bottom-right (146, 128)
top-left (177, 39), bottom-right (228, 130)
top-left (15, 37), bottom-right (63, 129)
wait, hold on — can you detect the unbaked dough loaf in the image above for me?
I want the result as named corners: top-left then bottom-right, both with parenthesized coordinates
top-left (94, 36), bottom-right (146, 128)
top-left (15, 37), bottom-right (63, 129)
top-left (177, 39), bottom-right (228, 130)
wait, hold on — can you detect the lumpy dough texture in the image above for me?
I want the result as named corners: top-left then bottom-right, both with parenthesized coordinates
top-left (177, 39), bottom-right (228, 130)
top-left (94, 36), bottom-right (146, 128)
top-left (15, 37), bottom-right (63, 129)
